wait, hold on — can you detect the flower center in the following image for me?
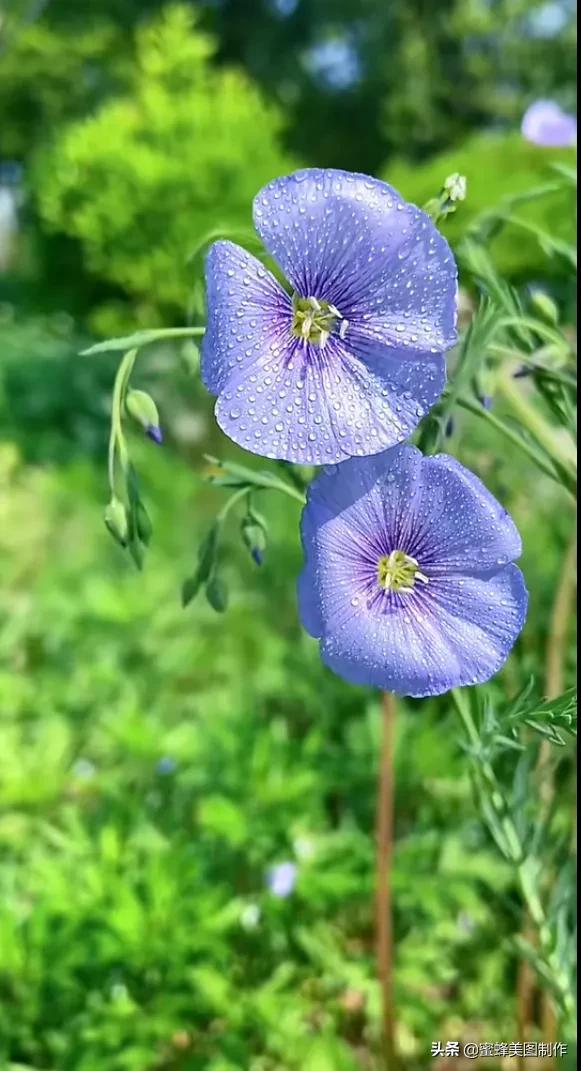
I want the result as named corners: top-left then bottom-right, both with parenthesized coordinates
top-left (291, 295), bottom-right (348, 347)
top-left (377, 550), bottom-right (429, 594)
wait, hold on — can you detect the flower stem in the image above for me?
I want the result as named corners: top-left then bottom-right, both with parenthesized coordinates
top-left (451, 689), bottom-right (576, 1026)
top-left (376, 691), bottom-right (398, 1068)
top-left (456, 395), bottom-right (572, 492)
top-left (517, 529), bottom-right (577, 1057)
top-left (217, 486), bottom-right (250, 523)
top-left (495, 369), bottom-right (576, 474)
top-left (108, 347), bottom-right (138, 492)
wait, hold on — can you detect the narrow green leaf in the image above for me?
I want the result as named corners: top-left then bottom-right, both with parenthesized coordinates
top-left (205, 575), bottom-right (229, 613)
top-left (81, 327), bottom-right (204, 356)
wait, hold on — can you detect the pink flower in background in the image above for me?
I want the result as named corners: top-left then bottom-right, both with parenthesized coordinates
top-left (521, 101), bottom-right (577, 147)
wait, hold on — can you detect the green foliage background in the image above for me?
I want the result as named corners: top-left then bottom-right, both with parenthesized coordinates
top-left (0, 1), bottom-right (576, 1069)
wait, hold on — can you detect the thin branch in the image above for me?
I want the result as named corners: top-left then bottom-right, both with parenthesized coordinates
top-left (376, 691), bottom-right (398, 1068)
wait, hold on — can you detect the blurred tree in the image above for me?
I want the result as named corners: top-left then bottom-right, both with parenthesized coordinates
top-left (201, 0), bottom-right (576, 171)
top-left (0, 7), bottom-right (121, 161)
top-left (0, 0), bottom-right (576, 172)
top-left (383, 131), bottom-right (576, 283)
top-left (33, 5), bottom-right (298, 325)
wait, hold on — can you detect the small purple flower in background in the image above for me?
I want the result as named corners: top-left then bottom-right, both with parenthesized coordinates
top-left (202, 169), bottom-right (457, 464)
top-left (298, 445), bottom-right (527, 697)
top-left (521, 101), bottom-right (577, 148)
top-left (156, 756), bottom-right (178, 776)
top-left (267, 861), bottom-right (298, 898)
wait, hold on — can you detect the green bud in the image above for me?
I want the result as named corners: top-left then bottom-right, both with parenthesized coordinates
top-left (135, 501), bottom-right (153, 545)
top-left (416, 413), bottom-right (445, 455)
top-left (443, 173), bottom-right (467, 203)
top-left (104, 497), bottom-right (129, 547)
top-left (530, 290), bottom-right (559, 326)
top-left (206, 575), bottom-right (229, 613)
top-left (241, 516), bottom-right (267, 566)
top-left (125, 390), bottom-right (163, 442)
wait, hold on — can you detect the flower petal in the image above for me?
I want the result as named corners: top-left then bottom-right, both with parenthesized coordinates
top-left (318, 565), bottom-right (527, 697)
top-left (408, 455), bottom-right (523, 576)
top-left (297, 445), bottom-right (527, 697)
top-left (298, 445), bottom-right (423, 637)
top-left (214, 339), bottom-right (445, 463)
top-left (253, 168), bottom-right (457, 354)
top-left (521, 100), bottom-right (577, 148)
top-left (201, 240), bottom-right (291, 396)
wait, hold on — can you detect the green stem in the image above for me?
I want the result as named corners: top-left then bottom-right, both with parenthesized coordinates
top-left (83, 326), bottom-right (205, 357)
top-left (451, 689), bottom-right (576, 1022)
top-left (138, 327), bottom-right (205, 342)
top-left (108, 347), bottom-right (138, 492)
top-left (452, 689), bottom-right (522, 863)
top-left (217, 486), bottom-right (251, 523)
top-left (456, 396), bottom-right (564, 487)
top-left (495, 371), bottom-right (576, 473)
top-left (252, 474), bottom-right (306, 506)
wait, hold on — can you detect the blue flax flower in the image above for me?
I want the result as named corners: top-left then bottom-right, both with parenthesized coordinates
top-left (202, 169), bottom-right (457, 464)
top-left (298, 445), bottom-right (527, 697)
top-left (521, 101), bottom-right (577, 148)
top-left (267, 861), bottom-right (297, 898)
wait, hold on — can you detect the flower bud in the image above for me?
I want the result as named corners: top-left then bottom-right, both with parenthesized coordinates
top-left (443, 172), bottom-right (467, 203)
top-left (241, 517), bottom-right (267, 566)
top-left (530, 289), bottom-right (559, 326)
top-left (104, 497), bottom-right (129, 546)
top-left (125, 389), bottom-right (163, 443)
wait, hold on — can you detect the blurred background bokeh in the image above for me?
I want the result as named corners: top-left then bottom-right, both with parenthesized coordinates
top-left (0, 2), bottom-right (576, 1069)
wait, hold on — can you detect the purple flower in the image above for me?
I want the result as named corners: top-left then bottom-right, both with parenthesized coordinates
top-left (201, 169), bottom-right (457, 465)
top-left (267, 861), bottom-right (297, 898)
top-left (521, 101), bottom-right (577, 148)
top-left (298, 445), bottom-right (527, 697)
top-left (147, 424), bottom-right (164, 445)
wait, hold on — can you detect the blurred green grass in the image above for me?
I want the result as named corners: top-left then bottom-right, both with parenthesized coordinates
top-left (0, 362), bottom-right (575, 1067)
top-left (0, 2), bottom-right (577, 1067)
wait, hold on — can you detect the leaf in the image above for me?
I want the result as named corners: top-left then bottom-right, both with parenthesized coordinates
top-left (205, 575), bottom-right (229, 613)
top-left (197, 522), bottom-right (220, 581)
top-left (182, 522), bottom-right (222, 608)
top-left (198, 796), bottom-right (247, 846)
top-left (508, 688), bottom-right (577, 745)
top-left (81, 327), bottom-right (203, 356)
top-left (181, 571), bottom-right (203, 608)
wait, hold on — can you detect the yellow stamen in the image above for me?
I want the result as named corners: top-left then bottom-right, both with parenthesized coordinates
top-left (377, 550), bottom-right (429, 594)
top-left (291, 294), bottom-right (348, 346)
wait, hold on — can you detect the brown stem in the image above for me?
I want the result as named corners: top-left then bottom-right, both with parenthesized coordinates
top-left (545, 533), bottom-right (577, 704)
top-left (376, 691), bottom-right (397, 1068)
top-left (516, 529), bottom-right (577, 1062)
